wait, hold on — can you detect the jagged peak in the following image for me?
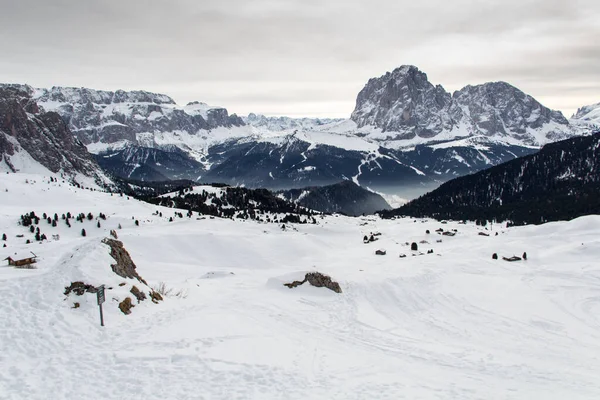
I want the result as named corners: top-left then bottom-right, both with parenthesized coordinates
top-left (390, 65), bottom-right (422, 76)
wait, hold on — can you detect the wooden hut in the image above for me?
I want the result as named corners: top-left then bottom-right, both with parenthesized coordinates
top-left (4, 252), bottom-right (37, 268)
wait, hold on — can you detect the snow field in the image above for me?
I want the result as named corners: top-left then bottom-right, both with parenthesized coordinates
top-left (0, 174), bottom-right (599, 399)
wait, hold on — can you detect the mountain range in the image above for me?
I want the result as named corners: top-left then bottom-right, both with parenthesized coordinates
top-left (1, 66), bottom-right (597, 199)
top-left (381, 131), bottom-right (600, 225)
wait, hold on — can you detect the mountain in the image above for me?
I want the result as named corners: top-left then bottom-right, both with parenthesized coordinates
top-left (244, 113), bottom-right (345, 131)
top-left (381, 131), bottom-right (600, 225)
top-left (278, 180), bottom-right (390, 216)
top-left (31, 86), bottom-right (244, 146)
top-left (351, 65), bottom-right (575, 146)
top-left (0, 84), bottom-right (108, 184)
top-left (3, 72), bottom-right (586, 197)
top-left (571, 102), bottom-right (600, 129)
top-left (94, 145), bottom-right (205, 182)
top-left (148, 184), bottom-right (318, 223)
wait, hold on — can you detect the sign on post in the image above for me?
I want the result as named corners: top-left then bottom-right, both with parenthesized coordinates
top-left (97, 285), bottom-right (105, 326)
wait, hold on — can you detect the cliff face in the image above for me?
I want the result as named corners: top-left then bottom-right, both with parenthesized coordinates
top-left (0, 84), bottom-right (103, 179)
top-left (29, 86), bottom-right (244, 145)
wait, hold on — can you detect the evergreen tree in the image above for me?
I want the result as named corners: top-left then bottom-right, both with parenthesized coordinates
top-left (81, 229), bottom-right (86, 237)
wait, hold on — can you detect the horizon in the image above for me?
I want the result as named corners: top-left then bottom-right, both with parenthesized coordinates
top-left (0, 71), bottom-right (592, 120)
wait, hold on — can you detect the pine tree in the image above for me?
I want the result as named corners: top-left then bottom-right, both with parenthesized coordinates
top-left (81, 229), bottom-right (86, 237)
top-left (2, 233), bottom-right (6, 241)
top-left (97, 221), bottom-right (101, 228)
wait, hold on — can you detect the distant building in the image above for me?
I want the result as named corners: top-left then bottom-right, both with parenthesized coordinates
top-left (4, 252), bottom-right (37, 268)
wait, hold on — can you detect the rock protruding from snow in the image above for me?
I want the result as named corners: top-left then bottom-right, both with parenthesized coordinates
top-left (101, 238), bottom-right (146, 284)
top-left (284, 272), bottom-right (342, 293)
top-left (351, 65), bottom-right (576, 145)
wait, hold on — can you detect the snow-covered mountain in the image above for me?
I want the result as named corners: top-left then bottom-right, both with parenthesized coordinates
top-left (385, 131), bottom-right (600, 225)
top-left (351, 65), bottom-right (575, 146)
top-left (244, 113), bottom-right (344, 131)
top-left (3, 69), bottom-right (590, 196)
top-left (31, 86), bottom-right (244, 146)
top-left (94, 145), bottom-right (205, 182)
top-left (571, 102), bottom-right (600, 129)
top-left (0, 84), bottom-right (108, 185)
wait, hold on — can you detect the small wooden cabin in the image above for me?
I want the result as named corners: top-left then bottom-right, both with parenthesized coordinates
top-left (4, 252), bottom-right (37, 268)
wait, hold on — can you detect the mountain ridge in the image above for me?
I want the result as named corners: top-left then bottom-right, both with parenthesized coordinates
top-left (380, 131), bottom-right (600, 225)
top-left (351, 65), bottom-right (575, 146)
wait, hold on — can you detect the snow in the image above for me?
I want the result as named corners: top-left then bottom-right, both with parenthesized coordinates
top-left (1, 173), bottom-right (600, 399)
top-left (0, 136), bottom-right (53, 175)
top-left (159, 185), bottom-right (227, 198)
top-left (183, 102), bottom-right (222, 119)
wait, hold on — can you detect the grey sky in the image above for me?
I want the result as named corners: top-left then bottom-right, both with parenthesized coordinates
top-left (0, 0), bottom-right (598, 118)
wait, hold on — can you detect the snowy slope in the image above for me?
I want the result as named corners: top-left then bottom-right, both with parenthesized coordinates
top-left (1, 173), bottom-right (600, 399)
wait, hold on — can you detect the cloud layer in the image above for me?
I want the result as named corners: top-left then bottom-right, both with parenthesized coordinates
top-left (1, 0), bottom-right (598, 117)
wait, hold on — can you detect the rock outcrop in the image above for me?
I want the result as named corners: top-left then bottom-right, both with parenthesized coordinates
top-left (284, 272), bottom-right (342, 293)
top-left (101, 238), bottom-right (146, 284)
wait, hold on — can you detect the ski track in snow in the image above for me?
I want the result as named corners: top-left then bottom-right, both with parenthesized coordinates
top-left (1, 174), bottom-right (600, 399)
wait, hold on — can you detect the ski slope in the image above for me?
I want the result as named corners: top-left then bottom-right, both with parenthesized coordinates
top-left (1, 173), bottom-right (599, 399)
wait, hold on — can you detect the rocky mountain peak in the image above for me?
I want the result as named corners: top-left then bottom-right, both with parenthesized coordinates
top-left (351, 65), bottom-right (455, 138)
top-left (571, 102), bottom-right (600, 128)
top-left (351, 66), bottom-right (576, 145)
top-left (0, 85), bottom-right (105, 180)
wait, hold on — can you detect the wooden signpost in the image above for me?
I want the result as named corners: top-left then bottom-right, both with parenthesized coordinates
top-left (97, 285), bottom-right (106, 327)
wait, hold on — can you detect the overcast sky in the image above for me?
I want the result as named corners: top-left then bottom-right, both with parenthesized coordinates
top-left (0, 0), bottom-right (598, 118)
